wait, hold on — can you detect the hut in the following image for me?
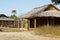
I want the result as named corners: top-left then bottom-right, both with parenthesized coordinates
top-left (20, 4), bottom-right (60, 29)
top-left (0, 14), bottom-right (14, 27)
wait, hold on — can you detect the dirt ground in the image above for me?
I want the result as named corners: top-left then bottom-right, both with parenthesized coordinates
top-left (0, 32), bottom-right (60, 40)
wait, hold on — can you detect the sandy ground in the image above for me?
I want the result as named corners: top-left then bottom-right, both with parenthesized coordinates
top-left (0, 32), bottom-right (60, 40)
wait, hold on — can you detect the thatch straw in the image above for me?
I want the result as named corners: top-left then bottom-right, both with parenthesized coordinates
top-left (0, 17), bottom-right (14, 21)
top-left (0, 14), bottom-right (14, 21)
top-left (20, 4), bottom-right (60, 18)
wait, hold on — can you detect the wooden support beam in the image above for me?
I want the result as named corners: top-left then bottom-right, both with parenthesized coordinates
top-left (2, 21), bottom-right (3, 27)
top-left (34, 18), bottom-right (36, 29)
top-left (29, 20), bottom-right (30, 29)
top-left (47, 18), bottom-right (49, 27)
top-left (51, 17), bottom-right (54, 26)
top-left (1, 21), bottom-right (2, 27)
top-left (28, 19), bottom-right (30, 29)
top-left (14, 20), bottom-right (15, 27)
top-left (18, 19), bottom-right (20, 28)
top-left (21, 19), bottom-right (23, 29)
top-left (25, 20), bottom-right (28, 29)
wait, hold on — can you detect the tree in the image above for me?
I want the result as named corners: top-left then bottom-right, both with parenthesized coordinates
top-left (9, 15), bottom-right (17, 19)
top-left (11, 10), bottom-right (20, 28)
top-left (11, 10), bottom-right (17, 19)
top-left (51, 0), bottom-right (60, 5)
top-left (12, 10), bottom-right (16, 14)
top-left (11, 10), bottom-right (17, 28)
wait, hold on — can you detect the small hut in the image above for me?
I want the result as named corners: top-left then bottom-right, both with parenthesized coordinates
top-left (20, 4), bottom-right (60, 29)
top-left (0, 14), bottom-right (14, 27)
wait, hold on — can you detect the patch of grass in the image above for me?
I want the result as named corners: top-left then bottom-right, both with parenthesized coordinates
top-left (34, 26), bottom-right (60, 36)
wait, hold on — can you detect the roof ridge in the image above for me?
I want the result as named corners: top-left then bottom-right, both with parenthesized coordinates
top-left (34, 4), bottom-right (53, 9)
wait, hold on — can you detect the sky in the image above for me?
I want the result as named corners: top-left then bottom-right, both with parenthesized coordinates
top-left (0, 0), bottom-right (60, 16)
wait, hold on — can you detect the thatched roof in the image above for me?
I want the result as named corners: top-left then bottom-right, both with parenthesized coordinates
top-left (0, 17), bottom-right (14, 21)
top-left (0, 14), bottom-right (8, 18)
top-left (0, 14), bottom-right (14, 21)
top-left (36, 11), bottom-right (60, 17)
top-left (20, 4), bottom-right (60, 18)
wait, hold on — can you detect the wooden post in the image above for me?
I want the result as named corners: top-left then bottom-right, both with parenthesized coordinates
top-left (29, 20), bottom-right (30, 29)
top-left (18, 19), bottom-right (20, 28)
top-left (47, 18), bottom-right (49, 27)
top-left (14, 17), bottom-right (15, 27)
top-left (2, 21), bottom-right (3, 27)
top-left (21, 19), bottom-right (23, 29)
top-left (7, 21), bottom-right (8, 27)
top-left (28, 19), bottom-right (30, 29)
top-left (34, 18), bottom-right (36, 29)
top-left (14, 19), bottom-right (15, 28)
top-left (25, 20), bottom-right (28, 29)
top-left (51, 17), bottom-right (54, 26)
top-left (1, 21), bottom-right (2, 27)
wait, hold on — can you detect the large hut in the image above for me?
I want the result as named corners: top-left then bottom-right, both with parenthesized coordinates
top-left (0, 14), bottom-right (14, 27)
top-left (20, 4), bottom-right (60, 29)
